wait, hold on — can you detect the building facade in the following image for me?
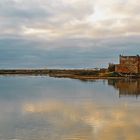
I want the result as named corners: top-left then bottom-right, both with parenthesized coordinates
top-left (115, 55), bottom-right (140, 74)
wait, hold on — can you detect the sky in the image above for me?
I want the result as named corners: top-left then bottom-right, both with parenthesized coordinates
top-left (0, 0), bottom-right (140, 68)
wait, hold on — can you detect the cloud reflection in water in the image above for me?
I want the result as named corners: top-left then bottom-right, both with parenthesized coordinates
top-left (0, 77), bottom-right (139, 140)
top-left (21, 100), bottom-right (140, 140)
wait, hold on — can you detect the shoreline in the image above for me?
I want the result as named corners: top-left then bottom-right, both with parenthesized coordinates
top-left (0, 69), bottom-right (139, 80)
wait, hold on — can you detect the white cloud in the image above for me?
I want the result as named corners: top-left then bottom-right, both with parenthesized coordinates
top-left (0, 0), bottom-right (140, 41)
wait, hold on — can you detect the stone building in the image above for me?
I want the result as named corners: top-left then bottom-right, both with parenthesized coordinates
top-left (115, 55), bottom-right (140, 74)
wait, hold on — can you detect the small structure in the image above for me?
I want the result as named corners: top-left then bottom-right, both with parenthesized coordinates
top-left (108, 63), bottom-right (115, 72)
top-left (115, 55), bottom-right (140, 74)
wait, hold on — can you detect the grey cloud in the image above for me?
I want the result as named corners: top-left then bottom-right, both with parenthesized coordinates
top-left (0, 0), bottom-right (51, 18)
top-left (0, 35), bottom-right (139, 68)
top-left (0, 0), bottom-right (95, 38)
top-left (0, 0), bottom-right (140, 56)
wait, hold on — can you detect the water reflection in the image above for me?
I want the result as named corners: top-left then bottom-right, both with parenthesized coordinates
top-left (108, 79), bottom-right (140, 97)
top-left (20, 101), bottom-right (140, 140)
top-left (0, 77), bottom-right (139, 140)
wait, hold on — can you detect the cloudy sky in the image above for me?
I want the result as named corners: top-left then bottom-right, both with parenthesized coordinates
top-left (0, 0), bottom-right (140, 68)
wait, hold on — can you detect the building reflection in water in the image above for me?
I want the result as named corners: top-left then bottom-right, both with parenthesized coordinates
top-left (108, 79), bottom-right (140, 97)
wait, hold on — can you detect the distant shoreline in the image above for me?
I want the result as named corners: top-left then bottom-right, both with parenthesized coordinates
top-left (0, 69), bottom-right (139, 80)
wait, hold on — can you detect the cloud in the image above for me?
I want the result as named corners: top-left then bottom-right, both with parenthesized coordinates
top-left (0, 0), bottom-right (140, 61)
top-left (0, 0), bottom-right (94, 39)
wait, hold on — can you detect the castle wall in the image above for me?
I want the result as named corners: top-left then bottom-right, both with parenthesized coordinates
top-left (115, 55), bottom-right (140, 74)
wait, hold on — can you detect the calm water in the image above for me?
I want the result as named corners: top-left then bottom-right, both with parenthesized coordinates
top-left (0, 76), bottom-right (139, 140)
